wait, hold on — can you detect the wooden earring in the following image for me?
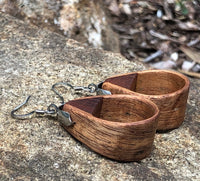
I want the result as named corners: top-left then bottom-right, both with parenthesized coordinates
top-left (101, 70), bottom-right (190, 131)
top-left (62, 94), bottom-right (159, 161)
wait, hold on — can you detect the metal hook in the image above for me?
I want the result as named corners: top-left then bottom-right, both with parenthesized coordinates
top-left (11, 96), bottom-right (74, 126)
top-left (51, 82), bottom-right (111, 104)
top-left (52, 82), bottom-right (74, 104)
top-left (11, 96), bottom-right (57, 119)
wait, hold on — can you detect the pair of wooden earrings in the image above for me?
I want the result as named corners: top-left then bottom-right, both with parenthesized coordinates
top-left (11, 70), bottom-right (190, 161)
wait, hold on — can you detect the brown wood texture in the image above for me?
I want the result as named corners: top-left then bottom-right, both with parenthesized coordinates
top-left (62, 95), bottom-right (159, 161)
top-left (102, 70), bottom-right (190, 131)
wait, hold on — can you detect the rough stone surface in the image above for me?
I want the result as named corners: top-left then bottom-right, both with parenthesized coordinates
top-left (0, 12), bottom-right (200, 180)
top-left (0, 0), bottom-right (120, 52)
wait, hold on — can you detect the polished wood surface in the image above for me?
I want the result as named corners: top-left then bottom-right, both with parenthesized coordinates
top-left (102, 70), bottom-right (190, 131)
top-left (62, 95), bottom-right (159, 161)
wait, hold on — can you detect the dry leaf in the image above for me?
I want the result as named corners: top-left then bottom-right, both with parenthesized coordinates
top-left (149, 30), bottom-right (182, 43)
top-left (176, 20), bottom-right (200, 31)
top-left (180, 46), bottom-right (200, 64)
top-left (178, 69), bottom-right (200, 78)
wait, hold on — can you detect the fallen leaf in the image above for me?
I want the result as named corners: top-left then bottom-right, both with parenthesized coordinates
top-left (180, 46), bottom-right (200, 64)
top-left (178, 69), bottom-right (200, 78)
top-left (176, 20), bottom-right (200, 31)
top-left (149, 30), bottom-right (182, 44)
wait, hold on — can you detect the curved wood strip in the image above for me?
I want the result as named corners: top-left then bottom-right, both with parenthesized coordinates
top-left (62, 95), bottom-right (159, 161)
top-left (102, 70), bottom-right (190, 131)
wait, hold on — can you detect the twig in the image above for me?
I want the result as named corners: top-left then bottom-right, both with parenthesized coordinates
top-left (163, 1), bottom-right (173, 20)
top-left (149, 30), bottom-right (182, 44)
top-left (143, 50), bottom-right (163, 63)
top-left (187, 37), bottom-right (200, 47)
top-left (175, 20), bottom-right (200, 31)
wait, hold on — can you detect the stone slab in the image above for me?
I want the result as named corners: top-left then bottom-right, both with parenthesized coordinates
top-left (0, 12), bottom-right (199, 180)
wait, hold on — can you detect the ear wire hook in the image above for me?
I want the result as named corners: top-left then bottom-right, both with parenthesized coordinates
top-left (11, 96), bottom-right (57, 119)
top-left (51, 82), bottom-right (74, 104)
top-left (51, 82), bottom-right (94, 104)
top-left (11, 96), bottom-right (74, 127)
top-left (51, 82), bottom-right (111, 102)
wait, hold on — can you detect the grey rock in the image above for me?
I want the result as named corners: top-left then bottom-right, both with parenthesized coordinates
top-left (0, 0), bottom-right (120, 52)
top-left (0, 12), bottom-right (200, 180)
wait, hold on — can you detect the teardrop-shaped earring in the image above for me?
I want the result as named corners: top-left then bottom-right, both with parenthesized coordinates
top-left (11, 85), bottom-right (159, 162)
top-left (101, 70), bottom-right (190, 131)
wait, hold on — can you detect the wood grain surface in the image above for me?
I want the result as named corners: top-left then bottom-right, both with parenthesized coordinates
top-left (102, 70), bottom-right (190, 131)
top-left (62, 95), bottom-right (159, 161)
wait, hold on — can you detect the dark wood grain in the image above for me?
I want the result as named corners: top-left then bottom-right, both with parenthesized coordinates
top-left (102, 70), bottom-right (190, 131)
top-left (62, 95), bottom-right (159, 161)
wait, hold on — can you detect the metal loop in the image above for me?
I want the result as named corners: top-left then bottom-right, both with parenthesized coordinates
top-left (88, 83), bottom-right (98, 93)
top-left (47, 103), bottom-right (74, 126)
top-left (47, 103), bottom-right (58, 113)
